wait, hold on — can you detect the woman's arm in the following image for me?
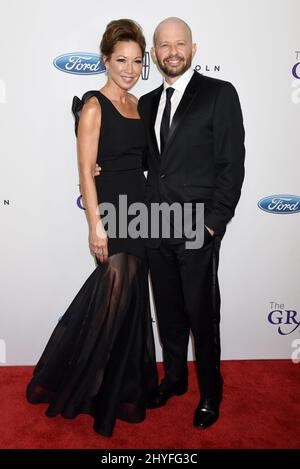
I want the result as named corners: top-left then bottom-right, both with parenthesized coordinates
top-left (77, 96), bottom-right (108, 263)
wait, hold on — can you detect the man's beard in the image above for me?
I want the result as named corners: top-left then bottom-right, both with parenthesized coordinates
top-left (157, 53), bottom-right (192, 78)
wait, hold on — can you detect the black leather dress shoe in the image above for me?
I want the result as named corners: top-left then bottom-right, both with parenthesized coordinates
top-left (146, 381), bottom-right (188, 409)
top-left (193, 398), bottom-right (219, 429)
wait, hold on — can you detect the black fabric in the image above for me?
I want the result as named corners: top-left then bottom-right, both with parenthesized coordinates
top-left (147, 235), bottom-right (222, 400)
top-left (73, 90), bottom-right (148, 259)
top-left (159, 87), bottom-right (175, 155)
top-left (26, 91), bottom-right (158, 437)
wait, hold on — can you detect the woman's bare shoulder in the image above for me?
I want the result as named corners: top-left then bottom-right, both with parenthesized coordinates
top-left (82, 96), bottom-right (101, 113)
top-left (78, 96), bottom-right (101, 134)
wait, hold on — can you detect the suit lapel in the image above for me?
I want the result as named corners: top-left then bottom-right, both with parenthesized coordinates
top-left (162, 71), bottom-right (201, 155)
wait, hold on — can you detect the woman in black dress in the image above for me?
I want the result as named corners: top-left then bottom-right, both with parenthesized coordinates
top-left (26, 19), bottom-right (158, 437)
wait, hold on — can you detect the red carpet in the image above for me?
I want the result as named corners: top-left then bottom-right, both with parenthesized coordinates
top-left (0, 361), bottom-right (299, 449)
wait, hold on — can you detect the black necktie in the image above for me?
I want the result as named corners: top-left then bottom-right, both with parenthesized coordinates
top-left (160, 87), bottom-right (175, 154)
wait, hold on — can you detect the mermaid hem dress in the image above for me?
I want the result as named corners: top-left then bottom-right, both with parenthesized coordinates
top-left (26, 90), bottom-right (158, 437)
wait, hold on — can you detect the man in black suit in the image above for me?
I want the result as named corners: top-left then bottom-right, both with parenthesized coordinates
top-left (138, 17), bottom-right (245, 429)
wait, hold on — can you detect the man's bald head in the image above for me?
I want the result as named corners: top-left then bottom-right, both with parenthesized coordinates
top-left (153, 17), bottom-right (193, 46)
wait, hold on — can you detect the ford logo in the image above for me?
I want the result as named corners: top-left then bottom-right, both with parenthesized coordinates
top-left (258, 195), bottom-right (300, 214)
top-left (53, 52), bottom-right (106, 75)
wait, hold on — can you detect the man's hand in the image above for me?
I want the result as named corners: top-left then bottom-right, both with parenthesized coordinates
top-left (94, 163), bottom-right (101, 177)
top-left (205, 226), bottom-right (215, 237)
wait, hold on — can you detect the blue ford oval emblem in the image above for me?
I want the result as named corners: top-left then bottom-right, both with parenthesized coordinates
top-left (53, 52), bottom-right (106, 75)
top-left (258, 195), bottom-right (300, 214)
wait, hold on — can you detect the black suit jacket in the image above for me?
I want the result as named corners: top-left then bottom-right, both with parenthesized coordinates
top-left (138, 71), bottom-right (245, 245)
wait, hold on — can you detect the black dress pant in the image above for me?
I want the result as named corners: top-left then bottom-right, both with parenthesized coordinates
top-left (147, 231), bottom-right (222, 399)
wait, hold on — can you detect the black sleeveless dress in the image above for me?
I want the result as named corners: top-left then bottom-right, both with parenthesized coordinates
top-left (26, 90), bottom-right (158, 437)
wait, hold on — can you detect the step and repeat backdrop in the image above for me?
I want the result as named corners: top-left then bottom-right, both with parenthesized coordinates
top-left (0, 0), bottom-right (299, 365)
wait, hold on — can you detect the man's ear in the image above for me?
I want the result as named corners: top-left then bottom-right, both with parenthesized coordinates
top-left (150, 47), bottom-right (157, 64)
top-left (192, 43), bottom-right (197, 60)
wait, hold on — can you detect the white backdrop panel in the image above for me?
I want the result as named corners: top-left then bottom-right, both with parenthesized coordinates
top-left (0, 0), bottom-right (299, 365)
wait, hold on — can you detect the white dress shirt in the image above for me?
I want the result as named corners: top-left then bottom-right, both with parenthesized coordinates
top-left (154, 68), bottom-right (194, 153)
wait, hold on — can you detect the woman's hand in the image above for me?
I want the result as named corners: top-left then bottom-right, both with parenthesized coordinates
top-left (89, 222), bottom-right (108, 263)
top-left (94, 164), bottom-right (101, 177)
